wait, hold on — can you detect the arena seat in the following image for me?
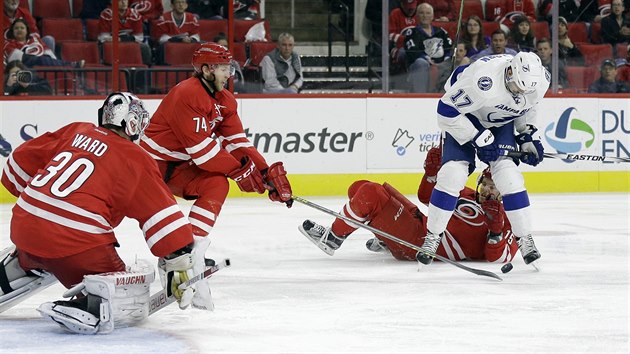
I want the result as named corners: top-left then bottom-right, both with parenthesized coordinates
top-left (61, 41), bottom-right (100, 65)
top-left (41, 18), bottom-right (84, 42)
top-left (163, 42), bottom-right (201, 66)
top-left (32, 0), bottom-right (71, 19)
top-left (577, 43), bottom-right (613, 66)
top-left (198, 19), bottom-right (228, 42)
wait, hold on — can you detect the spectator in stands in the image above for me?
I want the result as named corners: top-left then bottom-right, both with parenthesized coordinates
top-left (435, 42), bottom-right (470, 92)
top-left (536, 38), bottom-right (568, 88)
top-left (422, 0), bottom-right (455, 22)
top-left (154, 0), bottom-right (200, 45)
top-left (3, 60), bottom-right (52, 95)
top-left (213, 32), bottom-right (245, 92)
top-left (4, 19), bottom-right (84, 68)
top-left (404, 3), bottom-right (452, 93)
top-left (388, 0), bottom-right (418, 67)
top-left (2, 0), bottom-right (55, 53)
top-left (556, 16), bottom-right (583, 65)
top-left (471, 29), bottom-right (518, 61)
top-left (588, 58), bottom-right (630, 92)
top-left (601, 0), bottom-right (630, 45)
top-left (462, 15), bottom-right (489, 58)
top-left (486, 0), bottom-right (536, 31)
top-left (616, 44), bottom-right (630, 81)
top-left (508, 15), bottom-right (536, 52)
top-left (261, 32), bottom-right (303, 94)
top-left (98, 0), bottom-right (152, 65)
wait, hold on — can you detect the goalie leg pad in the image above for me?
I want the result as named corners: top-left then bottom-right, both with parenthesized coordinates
top-left (191, 236), bottom-right (214, 311)
top-left (0, 245), bottom-right (57, 313)
top-left (38, 259), bottom-right (155, 334)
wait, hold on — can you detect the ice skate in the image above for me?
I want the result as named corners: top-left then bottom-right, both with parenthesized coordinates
top-left (517, 234), bottom-right (541, 266)
top-left (415, 232), bottom-right (442, 265)
top-left (299, 220), bottom-right (344, 256)
top-left (366, 237), bottom-right (388, 253)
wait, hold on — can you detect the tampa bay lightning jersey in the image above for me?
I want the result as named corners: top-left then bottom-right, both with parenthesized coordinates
top-left (436, 54), bottom-right (550, 145)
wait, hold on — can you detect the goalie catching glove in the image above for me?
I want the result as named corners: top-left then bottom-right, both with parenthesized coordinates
top-left (228, 156), bottom-right (266, 194)
top-left (515, 124), bottom-right (544, 166)
top-left (263, 162), bottom-right (293, 208)
top-left (158, 244), bottom-right (195, 310)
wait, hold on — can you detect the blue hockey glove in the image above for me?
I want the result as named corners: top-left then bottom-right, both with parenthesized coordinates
top-left (471, 129), bottom-right (499, 163)
top-left (515, 125), bottom-right (544, 166)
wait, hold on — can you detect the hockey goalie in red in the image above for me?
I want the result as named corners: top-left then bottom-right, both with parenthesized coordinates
top-left (140, 42), bottom-right (292, 310)
top-left (299, 146), bottom-right (518, 263)
top-left (0, 93), bottom-right (198, 334)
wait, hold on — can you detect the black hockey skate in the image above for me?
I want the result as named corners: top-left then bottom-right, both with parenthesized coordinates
top-left (299, 220), bottom-right (344, 256)
top-left (415, 232), bottom-right (442, 265)
top-left (517, 234), bottom-right (541, 265)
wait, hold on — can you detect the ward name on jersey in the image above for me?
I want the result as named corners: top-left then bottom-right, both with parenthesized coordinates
top-left (1, 122), bottom-right (193, 259)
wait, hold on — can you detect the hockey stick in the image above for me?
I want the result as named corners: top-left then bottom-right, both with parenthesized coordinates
top-left (292, 196), bottom-right (503, 281)
top-left (149, 258), bottom-right (231, 315)
top-left (505, 150), bottom-right (630, 163)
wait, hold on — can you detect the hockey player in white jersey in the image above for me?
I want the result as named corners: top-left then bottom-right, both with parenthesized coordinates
top-left (417, 52), bottom-right (548, 267)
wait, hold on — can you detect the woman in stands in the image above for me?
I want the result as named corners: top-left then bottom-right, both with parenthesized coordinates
top-left (3, 19), bottom-right (84, 68)
top-left (508, 15), bottom-right (536, 53)
top-left (461, 15), bottom-right (490, 58)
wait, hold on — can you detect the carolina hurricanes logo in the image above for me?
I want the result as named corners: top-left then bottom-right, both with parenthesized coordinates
top-left (209, 103), bottom-right (225, 130)
top-left (453, 199), bottom-right (484, 227)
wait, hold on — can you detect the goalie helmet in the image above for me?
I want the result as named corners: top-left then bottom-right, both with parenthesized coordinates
top-left (506, 52), bottom-right (544, 94)
top-left (192, 42), bottom-right (233, 73)
top-left (98, 92), bottom-right (150, 142)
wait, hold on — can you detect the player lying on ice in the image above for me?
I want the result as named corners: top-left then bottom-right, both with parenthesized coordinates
top-left (0, 93), bottom-right (206, 334)
top-left (299, 146), bottom-right (519, 263)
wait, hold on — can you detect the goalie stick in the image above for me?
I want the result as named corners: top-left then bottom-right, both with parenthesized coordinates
top-left (292, 196), bottom-right (503, 281)
top-left (149, 258), bottom-right (231, 315)
top-left (505, 150), bottom-right (630, 163)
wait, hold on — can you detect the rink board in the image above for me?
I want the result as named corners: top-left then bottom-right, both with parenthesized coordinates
top-left (0, 96), bottom-right (628, 202)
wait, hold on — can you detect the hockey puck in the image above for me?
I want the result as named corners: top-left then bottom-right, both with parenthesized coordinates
top-left (501, 263), bottom-right (513, 274)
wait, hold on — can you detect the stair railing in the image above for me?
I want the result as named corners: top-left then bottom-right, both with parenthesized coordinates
top-left (327, 0), bottom-right (350, 80)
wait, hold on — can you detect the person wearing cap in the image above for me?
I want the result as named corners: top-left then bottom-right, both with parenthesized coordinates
top-left (556, 16), bottom-right (583, 66)
top-left (298, 146), bottom-right (519, 264)
top-left (588, 59), bottom-right (630, 93)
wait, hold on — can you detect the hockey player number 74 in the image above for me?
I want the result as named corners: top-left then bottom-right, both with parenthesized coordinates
top-left (30, 151), bottom-right (94, 197)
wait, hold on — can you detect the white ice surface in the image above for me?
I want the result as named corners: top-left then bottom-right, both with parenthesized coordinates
top-left (1, 193), bottom-right (629, 354)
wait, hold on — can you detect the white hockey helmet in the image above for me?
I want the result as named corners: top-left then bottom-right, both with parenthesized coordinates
top-left (506, 52), bottom-right (544, 94)
top-left (98, 92), bottom-right (150, 142)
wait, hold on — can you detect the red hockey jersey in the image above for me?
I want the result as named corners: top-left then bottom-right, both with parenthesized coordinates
top-left (153, 11), bottom-right (200, 44)
top-left (141, 76), bottom-right (268, 175)
top-left (389, 7), bottom-right (418, 48)
top-left (416, 175), bottom-right (518, 263)
top-left (1, 122), bottom-right (193, 259)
